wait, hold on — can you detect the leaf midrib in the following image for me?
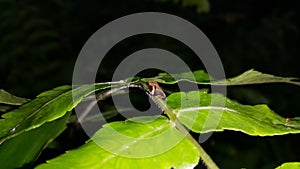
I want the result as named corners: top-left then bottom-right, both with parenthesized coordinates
top-left (98, 121), bottom-right (171, 163)
top-left (1, 87), bottom-right (75, 143)
top-left (175, 105), bottom-right (300, 134)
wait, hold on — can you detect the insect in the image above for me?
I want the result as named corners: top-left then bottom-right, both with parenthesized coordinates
top-left (147, 82), bottom-right (166, 99)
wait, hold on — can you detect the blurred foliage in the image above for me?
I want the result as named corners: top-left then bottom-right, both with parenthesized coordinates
top-left (156, 0), bottom-right (210, 13)
top-left (0, 0), bottom-right (73, 96)
top-left (1, 0), bottom-right (300, 168)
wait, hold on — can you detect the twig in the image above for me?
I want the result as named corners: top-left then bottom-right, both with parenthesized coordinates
top-left (77, 83), bottom-right (142, 123)
top-left (149, 94), bottom-right (220, 169)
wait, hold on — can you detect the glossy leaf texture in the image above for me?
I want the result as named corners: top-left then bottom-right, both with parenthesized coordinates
top-left (36, 116), bottom-right (200, 169)
top-left (166, 91), bottom-right (300, 136)
top-left (0, 89), bottom-right (29, 105)
top-left (142, 69), bottom-right (300, 86)
top-left (0, 84), bottom-right (111, 143)
top-left (0, 112), bottom-right (70, 169)
top-left (275, 162), bottom-right (300, 169)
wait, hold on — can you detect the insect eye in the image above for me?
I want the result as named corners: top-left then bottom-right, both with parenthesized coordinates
top-left (149, 85), bottom-right (154, 91)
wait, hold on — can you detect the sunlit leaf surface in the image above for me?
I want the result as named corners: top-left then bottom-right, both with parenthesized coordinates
top-left (36, 116), bottom-right (200, 169)
top-left (166, 91), bottom-right (300, 136)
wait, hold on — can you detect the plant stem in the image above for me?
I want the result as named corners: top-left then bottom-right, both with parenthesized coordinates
top-left (175, 121), bottom-right (220, 169)
top-left (81, 81), bottom-right (220, 169)
top-left (150, 95), bottom-right (220, 169)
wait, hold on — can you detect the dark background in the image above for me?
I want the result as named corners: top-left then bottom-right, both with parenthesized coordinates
top-left (1, 0), bottom-right (300, 168)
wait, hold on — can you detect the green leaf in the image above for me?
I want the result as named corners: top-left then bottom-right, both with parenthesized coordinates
top-left (0, 105), bottom-right (12, 113)
top-left (0, 89), bottom-right (29, 105)
top-left (35, 116), bottom-right (200, 169)
top-left (0, 112), bottom-right (70, 169)
top-left (142, 70), bottom-right (211, 84)
top-left (0, 84), bottom-right (111, 143)
top-left (220, 69), bottom-right (300, 86)
top-left (166, 91), bottom-right (300, 136)
top-left (142, 69), bottom-right (300, 86)
top-left (275, 162), bottom-right (300, 169)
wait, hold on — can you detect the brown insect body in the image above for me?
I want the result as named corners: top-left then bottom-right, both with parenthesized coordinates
top-left (147, 82), bottom-right (166, 99)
